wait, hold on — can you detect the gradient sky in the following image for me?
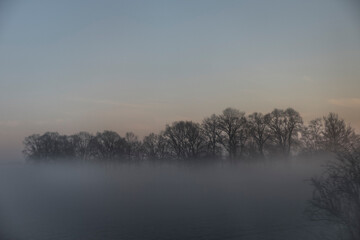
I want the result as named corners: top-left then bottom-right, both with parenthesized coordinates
top-left (0, 0), bottom-right (360, 161)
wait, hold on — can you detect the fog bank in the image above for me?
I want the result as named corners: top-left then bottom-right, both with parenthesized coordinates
top-left (0, 158), bottom-right (335, 240)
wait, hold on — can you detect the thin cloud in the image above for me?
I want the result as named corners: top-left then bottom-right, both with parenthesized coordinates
top-left (302, 76), bottom-right (313, 82)
top-left (328, 98), bottom-right (360, 108)
top-left (69, 97), bottom-right (167, 109)
top-left (0, 121), bottom-right (20, 127)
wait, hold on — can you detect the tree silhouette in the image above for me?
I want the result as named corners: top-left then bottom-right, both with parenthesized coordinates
top-left (217, 108), bottom-right (247, 159)
top-left (267, 108), bottom-right (303, 157)
top-left (70, 132), bottom-right (93, 161)
top-left (301, 118), bottom-right (324, 154)
top-left (23, 132), bottom-right (74, 161)
top-left (323, 113), bottom-right (356, 153)
top-left (247, 112), bottom-right (271, 158)
top-left (308, 149), bottom-right (360, 240)
top-left (88, 131), bottom-right (126, 161)
top-left (164, 121), bottom-right (205, 159)
top-left (142, 132), bottom-right (170, 160)
top-left (201, 114), bottom-right (222, 158)
top-left (125, 132), bottom-right (142, 160)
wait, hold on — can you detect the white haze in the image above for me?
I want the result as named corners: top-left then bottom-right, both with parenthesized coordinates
top-left (0, 158), bottom-right (337, 240)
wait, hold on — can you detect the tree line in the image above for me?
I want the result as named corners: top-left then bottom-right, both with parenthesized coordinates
top-left (23, 107), bottom-right (360, 162)
top-left (22, 107), bottom-right (360, 239)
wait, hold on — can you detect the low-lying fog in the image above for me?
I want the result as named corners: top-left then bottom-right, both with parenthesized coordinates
top-left (0, 158), bottom-right (335, 240)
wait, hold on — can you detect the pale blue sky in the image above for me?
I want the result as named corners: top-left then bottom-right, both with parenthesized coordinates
top-left (0, 0), bottom-right (360, 161)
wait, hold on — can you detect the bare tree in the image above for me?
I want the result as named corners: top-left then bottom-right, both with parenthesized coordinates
top-left (88, 131), bottom-right (126, 161)
top-left (201, 114), bottom-right (222, 158)
top-left (23, 134), bottom-right (42, 160)
top-left (217, 108), bottom-right (247, 159)
top-left (164, 121), bottom-right (205, 159)
top-left (70, 132), bottom-right (94, 161)
top-left (23, 132), bottom-right (75, 161)
top-left (125, 132), bottom-right (142, 160)
top-left (155, 132), bottom-right (171, 160)
top-left (308, 149), bottom-right (360, 240)
top-left (323, 113), bottom-right (356, 153)
top-left (301, 118), bottom-right (325, 154)
top-left (267, 108), bottom-right (303, 157)
top-left (142, 132), bottom-right (171, 160)
top-left (247, 112), bottom-right (271, 158)
top-left (142, 133), bottom-right (158, 160)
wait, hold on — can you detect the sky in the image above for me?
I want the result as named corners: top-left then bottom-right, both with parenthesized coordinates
top-left (0, 0), bottom-right (360, 161)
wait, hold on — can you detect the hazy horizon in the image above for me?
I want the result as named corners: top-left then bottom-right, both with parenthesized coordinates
top-left (1, 0), bottom-right (360, 161)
